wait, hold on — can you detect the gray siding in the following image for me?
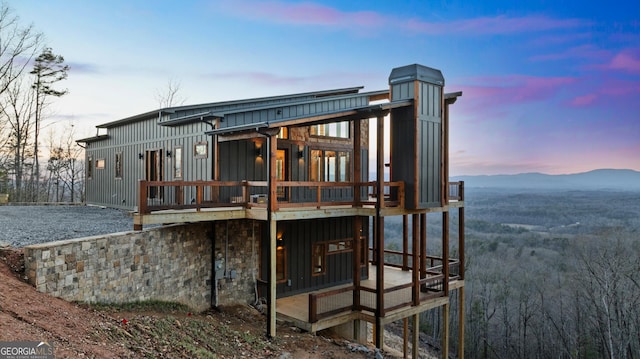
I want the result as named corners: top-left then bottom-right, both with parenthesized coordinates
top-left (390, 81), bottom-right (443, 209)
top-left (85, 115), bottom-right (212, 209)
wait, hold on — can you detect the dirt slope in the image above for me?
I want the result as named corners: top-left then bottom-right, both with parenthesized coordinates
top-left (0, 247), bottom-right (380, 358)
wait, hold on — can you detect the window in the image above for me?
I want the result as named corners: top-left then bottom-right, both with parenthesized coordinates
top-left (96, 158), bottom-right (105, 169)
top-left (328, 240), bottom-right (352, 253)
top-left (173, 147), bottom-right (183, 178)
top-left (194, 141), bottom-right (207, 159)
top-left (310, 150), bottom-right (350, 182)
top-left (310, 121), bottom-right (349, 138)
top-left (312, 243), bottom-right (326, 275)
top-left (87, 155), bottom-right (93, 179)
top-left (115, 153), bottom-right (123, 179)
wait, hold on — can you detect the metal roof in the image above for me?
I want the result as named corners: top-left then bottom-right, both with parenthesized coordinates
top-left (96, 87), bottom-right (365, 129)
top-left (204, 100), bottom-right (412, 136)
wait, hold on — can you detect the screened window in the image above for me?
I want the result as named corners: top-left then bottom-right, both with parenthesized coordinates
top-left (173, 147), bottom-right (183, 178)
top-left (310, 121), bottom-right (349, 138)
top-left (310, 150), bottom-right (350, 182)
top-left (115, 153), bottom-right (123, 179)
top-left (194, 142), bottom-right (207, 159)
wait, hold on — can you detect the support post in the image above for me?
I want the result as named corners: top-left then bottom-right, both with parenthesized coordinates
top-left (402, 215), bottom-right (409, 270)
top-left (412, 314), bottom-right (420, 359)
top-left (412, 214), bottom-right (420, 306)
top-left (442, 302), bottom-right (450, 359)
top-left (420, 213), bottom-right (427, 279)
top-left (353, 119), bottom-right (362, 206)
top-left (266, 134), bottom-right (278, 338)
top-left (375, 114), bottom-right (385, 349)
top-left (443, 212), bottom-right (449, 293)
top-left (403, 318), bottom-right (408, 359)
top-left (458, 286), bottom-right (465, 359)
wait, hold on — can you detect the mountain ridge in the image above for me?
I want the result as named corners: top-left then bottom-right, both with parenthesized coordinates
top-left (451, 168), bottom-right (640, 191)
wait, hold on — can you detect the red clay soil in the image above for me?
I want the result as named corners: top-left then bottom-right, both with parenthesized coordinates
top-left (0, 247), bottom-right (381, 358)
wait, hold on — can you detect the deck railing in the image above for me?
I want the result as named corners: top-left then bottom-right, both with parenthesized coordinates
top-left (308, 266), bottom-right (450, 323)
top-left (137, 180), bottom-right (464, 214)
top-left (137, 180), bottom-right (406, 214)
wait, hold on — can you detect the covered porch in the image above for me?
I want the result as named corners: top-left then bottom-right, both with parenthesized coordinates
top-left (272, 261), bottom-right (462, 333)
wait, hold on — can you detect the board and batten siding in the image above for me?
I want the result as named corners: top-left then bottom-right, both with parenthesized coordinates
top-left (260, 216), bottom-right (369, 298)
top-left (85, 116), bottom-right (212, 210)
top-left (389, 65), bottom-right (444, 209)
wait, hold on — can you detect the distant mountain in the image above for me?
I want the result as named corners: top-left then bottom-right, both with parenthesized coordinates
top-left (451, 169), bottom-right (640, 191)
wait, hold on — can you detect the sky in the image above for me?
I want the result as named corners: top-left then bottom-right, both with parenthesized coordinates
top-left (8, 0), bottom-right (640, 176)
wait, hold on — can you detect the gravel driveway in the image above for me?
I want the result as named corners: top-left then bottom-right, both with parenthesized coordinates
top-left (0, 205), bottom-right (136, 247)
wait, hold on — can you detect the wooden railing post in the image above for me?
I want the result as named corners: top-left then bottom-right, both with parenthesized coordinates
top-left (242, 180), bottom-right (249, 207)
top-left (138, 180), bottom-right (147, 214)
top-left (196, 182), bottom-right (203, 212)
top-left (309, 293), bottom-right (318, 323)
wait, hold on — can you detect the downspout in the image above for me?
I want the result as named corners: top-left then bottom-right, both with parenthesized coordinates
top-left (210, 224), bottom-right (217, 308)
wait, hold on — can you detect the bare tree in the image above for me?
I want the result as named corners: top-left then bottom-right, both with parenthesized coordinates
top-left (0, 2), bottom-right (43, 199)
top-left (155, 78), bottom-right (186, 108)
top-left (44, 123), bottom-right (83, 202)
top-left (29, 47), bottom-right (68, 201)
top-left (0, 3), bottom-right (43, 97)
top-left (0, 78), bottom-right (35, 201)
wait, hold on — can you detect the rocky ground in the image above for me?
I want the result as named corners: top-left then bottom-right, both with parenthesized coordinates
top-left (0, 204), bottom-right (135, 247)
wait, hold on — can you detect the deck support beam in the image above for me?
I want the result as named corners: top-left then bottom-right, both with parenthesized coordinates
top-left (266, 133), bottom-right (278, 338)
top-left (374, 114), bottom-right (385, 349)
top-left (412, 313), bottom-right (420, 359)
top-left (442, 302), bottom-right (450, 359)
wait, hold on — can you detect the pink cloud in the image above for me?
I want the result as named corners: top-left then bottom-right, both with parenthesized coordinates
top-left (568, 93), bottom-right (597, 107)
top-left (459, 75), bottom-right (576, 103)
top-left (217, 1), bottom-right (386, 29)
top-left (530, 44), bottom-right (610, 62)
top-left (405, 15), bottom-right (587, 35)
top-left (607, 51), bottom-right (640, 73)
top-left (216, 1), bottom-right (588, 35)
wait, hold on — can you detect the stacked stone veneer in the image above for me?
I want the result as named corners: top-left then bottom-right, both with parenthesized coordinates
top-left (23, 223), bottom-right (216, 311)
top-left (212, 219), bottom-right (261, 306)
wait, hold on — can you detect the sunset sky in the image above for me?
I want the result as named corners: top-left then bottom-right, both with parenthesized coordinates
top-left (10, 0), bottom-right (640, 175)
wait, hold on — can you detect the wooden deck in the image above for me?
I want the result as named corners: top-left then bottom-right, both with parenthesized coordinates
top-left (132, 180), bottom-right (464, 229)
top-left (275, 264), bottom-right (463, 333)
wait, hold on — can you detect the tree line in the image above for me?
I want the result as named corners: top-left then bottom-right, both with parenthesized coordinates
top-left (0, 3), bottom-right (81, 203)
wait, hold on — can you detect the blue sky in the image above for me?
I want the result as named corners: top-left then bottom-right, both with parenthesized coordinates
top-left (10, 0), bottom-right (640, 175)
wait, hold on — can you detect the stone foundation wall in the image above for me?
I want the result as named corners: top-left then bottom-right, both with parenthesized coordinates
top-left (23, 223), bottom-right (215, 312)
top-left (212, 219), bottom-right (261, 306)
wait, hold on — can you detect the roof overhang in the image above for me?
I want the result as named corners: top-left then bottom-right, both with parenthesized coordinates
top-left (206, 100), bottom-right (412, 139)
top-left (76, 134), bottom-right (109, 144)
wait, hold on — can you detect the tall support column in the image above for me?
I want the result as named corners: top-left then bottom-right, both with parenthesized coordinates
top-left (420, 213), bottom-right (427, 279)
top-left (443, 212), bottom-right (449, 294)
top-left (403, 215), bottom-right (409, 270)
top-left (459, 183), bottom-right (465, 281)
top-left (375, 114), bottom-right (385, 349)
top-left (458, 286), bottom-right (465, 359)
top-left (353, 119), bottom-right (362, 206)
top-left (442, 302), bottom-right (450, 359)
top-left (353, 216), bottom-right (362, 309)
top-left (412, 313), bottom-right (420, 359)
top-left (266, 133), bottom-right (278, 338)
top-left (412, 214), bottom-right (420, 306)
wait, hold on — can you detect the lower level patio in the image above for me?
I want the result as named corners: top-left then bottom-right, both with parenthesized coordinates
top-left (275, 264), bottom-right (463, 333)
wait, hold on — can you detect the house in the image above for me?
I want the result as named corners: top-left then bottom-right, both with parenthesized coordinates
top-left (77, 64), bottom-right (465, 358)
